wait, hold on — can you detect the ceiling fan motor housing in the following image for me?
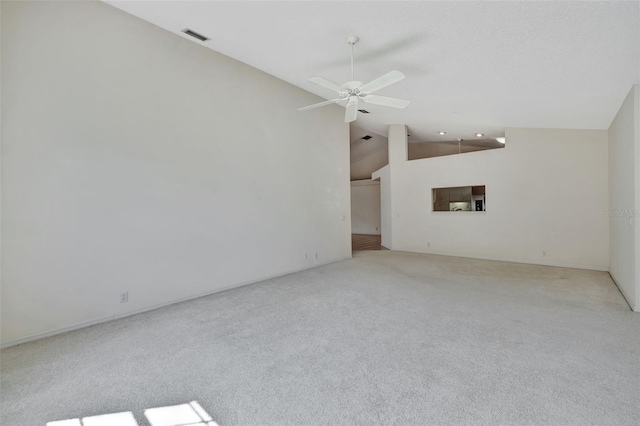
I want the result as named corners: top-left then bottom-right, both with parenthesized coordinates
top-left (341, 81), bottom-right (362, 90)
top-left (340, 81), bottom-right (364, 99)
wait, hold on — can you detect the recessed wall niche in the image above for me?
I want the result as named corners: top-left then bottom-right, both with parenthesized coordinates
top-left (408, 139), bottom-right (505, 161)
top-left (432, 185), bottom-right (486, 212)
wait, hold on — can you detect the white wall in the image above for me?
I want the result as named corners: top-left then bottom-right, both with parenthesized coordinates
top-left (350, 180), bottom-right (381, 235)
top-left (372, 166), bottom-right (392, 249)
top-left (351, 150), bottom-right (388, 181)
top-left (608, 84), bottom-right (639, 311)
top-left (350, 127), bottom-right (388, 181)
top-left (0, 3), bottom-right (3, 331)
top-left (1, 0), bottom-right (351, 346)
top-left (637, 84), bottom-right (640, 311)
top-left (378, 125), bottom-right (609, 271)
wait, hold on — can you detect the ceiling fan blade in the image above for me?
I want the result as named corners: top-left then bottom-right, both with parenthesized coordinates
top-left (363, 95), bottom-right (410, 109)
top-left (344, 97), bottom-right (358, 123)
top-left (360, 70), bottom-right (405, 94)
top-left (298, 98), bottom-right (342, 111)
top-left (309, 76), bottom-right (342, 93)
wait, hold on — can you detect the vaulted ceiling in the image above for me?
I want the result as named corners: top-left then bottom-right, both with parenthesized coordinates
top-left (105, 1), bottom-right (639, 142)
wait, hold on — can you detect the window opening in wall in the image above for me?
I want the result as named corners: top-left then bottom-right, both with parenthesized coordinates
top-left (409, 137), bottom-right (505, 160)
top-left (432, 185), bottom-right (486, 212)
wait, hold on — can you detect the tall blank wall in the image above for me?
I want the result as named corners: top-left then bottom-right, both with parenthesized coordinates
top-left (608, 85), bottom-right (639, 310)
top-left (350, 181), bottom-right (381, 235)
top-left (385, 127), bottom-right (609, 270)
top-left (0, 0), bottom-right (351, 346)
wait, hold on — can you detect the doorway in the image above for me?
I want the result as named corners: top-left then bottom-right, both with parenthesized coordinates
top-left (350, 179), bottom-right (383, 252)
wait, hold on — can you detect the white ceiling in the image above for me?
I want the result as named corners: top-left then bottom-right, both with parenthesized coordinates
top-left (105, 1), bottom-right (639, 142)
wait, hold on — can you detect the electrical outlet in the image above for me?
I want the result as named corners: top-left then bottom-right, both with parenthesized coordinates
top-left (120, 292), bottom-right (129, 303)
top-left (542, 250), bottom-right (547, 257)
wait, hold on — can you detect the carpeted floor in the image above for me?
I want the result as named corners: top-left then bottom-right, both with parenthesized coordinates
top-left (1, 251), bottom-right (639, 425)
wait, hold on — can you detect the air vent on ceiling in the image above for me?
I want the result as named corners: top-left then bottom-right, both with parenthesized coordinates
top-left (358, 109), bottom-right (370, 114)
top-left (361, 135), bottom-right (372, 140)
top-left (181, 29), bottom-right (209, 42)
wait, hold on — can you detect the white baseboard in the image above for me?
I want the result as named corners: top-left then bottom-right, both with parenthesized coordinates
top-left (608, 271), bottom-right (639, 312)
top-left (0, 256), bottom-right (351, 349)
top-left (390, 247), bottom-right (609, 272)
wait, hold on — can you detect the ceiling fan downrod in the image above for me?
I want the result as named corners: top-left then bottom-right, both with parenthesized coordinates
top-left (347, 35), bottom-right (359, 81)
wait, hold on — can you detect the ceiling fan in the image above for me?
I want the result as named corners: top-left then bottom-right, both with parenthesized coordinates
top-left (298, 35), bottom-right (410, 123)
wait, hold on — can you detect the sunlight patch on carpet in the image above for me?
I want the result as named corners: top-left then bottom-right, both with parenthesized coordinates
top-left (46, 401), bottom-right (218, 426)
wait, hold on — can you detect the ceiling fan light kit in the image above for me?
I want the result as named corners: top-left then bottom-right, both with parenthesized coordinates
top-left (298, 35), bottom-right (410, 123)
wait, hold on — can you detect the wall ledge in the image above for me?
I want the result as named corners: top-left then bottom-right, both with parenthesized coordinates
top-left (351, 179), bottom-right (380, 187)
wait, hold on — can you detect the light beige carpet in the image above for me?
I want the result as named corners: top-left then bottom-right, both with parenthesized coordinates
top-left (2, 251), bottom-right (639, 425)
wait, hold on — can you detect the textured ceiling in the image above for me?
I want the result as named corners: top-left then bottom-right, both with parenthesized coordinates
top-left (105, 1), bottom-right (639, 142)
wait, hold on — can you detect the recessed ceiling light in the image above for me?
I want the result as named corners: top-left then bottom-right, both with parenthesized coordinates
top-left (475, 133), bottom-right (484, 137)
top-left (439, 131), bottom-right (446, 135)
top-left (496, 137), bottom-right (506, 144)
